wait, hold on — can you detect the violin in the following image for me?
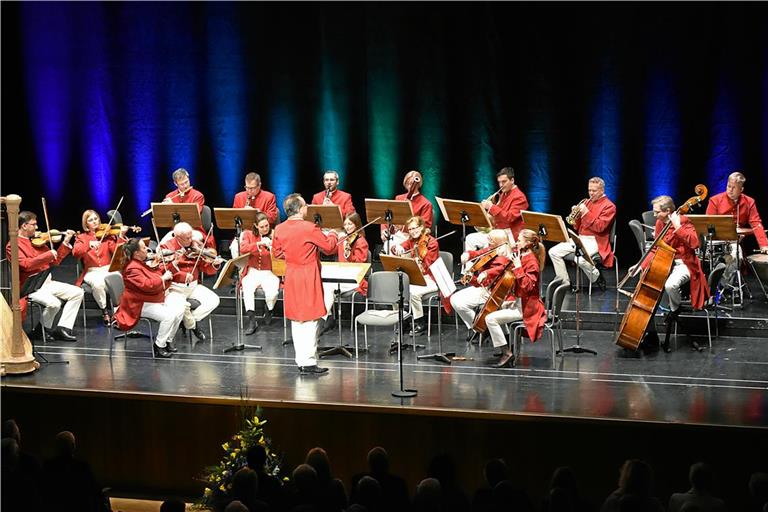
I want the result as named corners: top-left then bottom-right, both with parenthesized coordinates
top-left (343, 232), bottom-right (359, 260)
top-left (95, 223), bottom-right (141, 238)
top-left (31, 229), bottom-right (66, 247)
top-left (460, 246), bottom-right (501, 285)
top-left (145, 249), bottom-right (177, 269)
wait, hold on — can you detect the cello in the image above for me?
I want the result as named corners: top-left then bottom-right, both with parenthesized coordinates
top-left (615, 185), bottom-right (708, 350)
top-left (471, 247), bottom-right (520, 333)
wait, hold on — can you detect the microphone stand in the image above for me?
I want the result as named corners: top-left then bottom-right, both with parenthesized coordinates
top-left (224, 216), bottom-right (262, 354)
top-left (392, 269), bottom-right (417, 398)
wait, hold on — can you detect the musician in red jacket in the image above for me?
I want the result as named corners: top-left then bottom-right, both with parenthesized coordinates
top-left (706, 171), bottom-right (768, 284)
top-left (451, 229), bottom-right (512, 342)
top-left (73, 210), bottom-right (127, 325)
top-left (392, 215), bottom-right (440, 336)
top-left (272, 194), bottom-right (338, 374)
top-left (232, 172), bottom-right (279, 226)
top-left (465, 167), bottom-right (530, 252)
top-left (237, 212), bottom-right (280, 335)
top-left (311, 170), bottom-right (355, 217)
top-left (319, 212), bottom-right (369, 335)
top-left (380, 170), bottom-right (434, 252)
top-left (161, 222), bottom-right (222, 341)
top-left (164, 168), bottom-right (205, 212)
top-left (114, 238), bottom-right (184, 358)
top-left (549, 177), bottom-right (616, 292)
top-left (485, 229), bottom-right (547, 368)
top-left (6, 211), bottom-right (82, 341)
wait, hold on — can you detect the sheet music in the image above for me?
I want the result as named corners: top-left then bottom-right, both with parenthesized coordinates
top-left (430, 257), bottom-right (456, 297)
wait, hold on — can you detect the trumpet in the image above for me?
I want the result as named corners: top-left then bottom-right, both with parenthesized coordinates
top-left (566, 198), bottom-right (589, 226)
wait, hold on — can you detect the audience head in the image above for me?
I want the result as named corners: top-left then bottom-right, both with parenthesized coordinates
top-left (617, 493), bottom-right (644, 512)
top-left (1, 419), bottom-right (21, 443)
top-left (427, 453), bottom-right (457, 485)
top-left (550, 466), bottom-right (578, 492)
top-left (356, 475), bottom-right (382, 508)
top-left (548, 486), bottom-right (574, 512)
top-left (688, 462), bottom-right (715, 493)
top-left (618, 459), bottom-right (654, 497)
top-left (224, 500), bottom-right (249, 512)
top-left (292, 463), bottom-right (318, 494)
top-left (245, 444), bottom-right (267, 472)
top-left (413, 477), bottom-right (442, 511)
top-left (483, 458), bottom-right (508, 488)
top-left (305, 446), bottom-right (332, 483)
top-left (54, 431), bottom-right (76, 457)
top-left (159, 498), bottom-right (186, 512)
top-left (231, 467), bottom-right (259, 506)
top-left (367, 446), bottom-right (389, 475)
top-left (1, 438), bottom-right (20, 468)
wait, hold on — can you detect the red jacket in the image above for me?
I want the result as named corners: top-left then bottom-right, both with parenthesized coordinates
top-left (160, 237), bottom-right (218, 284)
top-left (488, 186), bottom-right (529, 237)
top-left (165, 187), bottom-right (205, 212)
top-left (644, 216), bottom-right (709, 310)
top-left (72, 232), bottom-right (119, 286)
top-left (233, 190), bottom-right (279, 225)
top-left (465, 249), bottom-right (511, 288)
top-left (337, 235), bottom-right (369, 296)
top-left (7, 237), bottom-right (71, 290)
top-left (575, 195), bottom-right (616, 268)
top-left (511, 252), bottom-right (547, 342)
top-left (380, 192), bottom-right (434, 238)
top-left (114, 259), bottom-right (167, 330)
top-left (400, 235), bottom-right (440, 280)
top-left (272, 219), bottom-right (338, 321)
top-left (706, 192), bottom-right (768, 248)
top-left (311, 189), bottom-right (356, 217)
top-left (240, 230), bottom-right (273, 277)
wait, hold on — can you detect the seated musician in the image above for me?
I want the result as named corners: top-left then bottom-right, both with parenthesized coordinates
top-left (465, 167), bottom-right (529, 253)
top-left (161, 222), bottom-right (223, 341)
top-left (451, 229), bottom-right (513, 342)
top-left (319, 212), bottom-right (369, 336)
top-left (706, 171), bottom-right (768, 285)
top-left (73, 210), bottom-right (129, 325)
top-left (6, 211), bottom-right (83, 341)
top-left (549, 177), bottom-right (615, 292)
top-left (238, 212), bottom-right (280, 335)
top-left (232, 172), bottom-right (279, 226)
top-left (380, 171), bottom-right (433, 252)
top-left (485, 229), bottom-right (547, 368)
top-left (164, 168), bottom-right (205, 212)
top-left (631, 195), bottom-right (709, 352)
top-left (311, 170), bottom-right (355, 217)
top-left (113, 238), bottom-right (185, 358)
top-left (391, 215), bottom-right (439, 336)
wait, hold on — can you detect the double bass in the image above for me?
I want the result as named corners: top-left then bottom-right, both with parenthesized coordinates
top-left (615, 185), bottom-right (708, 350)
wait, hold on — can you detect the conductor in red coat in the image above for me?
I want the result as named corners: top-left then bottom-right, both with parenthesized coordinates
top-left (232, 172), bottom-right (279, 226)
top-left (311, 170), bottom-right (356, 217)
top-left (272, 194), bottom-right (338, 374)
top-left (113, 238), bottom-right (185, 358)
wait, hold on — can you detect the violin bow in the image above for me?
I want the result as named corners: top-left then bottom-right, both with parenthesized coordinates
top-left (188, 225), bottom-right (215, 285)
top-left (400, 230), bottom-right (457, 257)
top-left (40, 197), bottom-right (55, 252)
top-left (334, 216), bottom-right (382, 247)
top-left (150, 218), bottom-right (170, 274)
top-left (98, 196), bottom-right (124, 244)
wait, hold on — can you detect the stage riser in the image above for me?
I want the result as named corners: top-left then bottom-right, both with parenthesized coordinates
top-left (2, 388), bottom-right (765, 509)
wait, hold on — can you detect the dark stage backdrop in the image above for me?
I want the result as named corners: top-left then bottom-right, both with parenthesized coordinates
top-left (2, 2), bottom-right (767, 262)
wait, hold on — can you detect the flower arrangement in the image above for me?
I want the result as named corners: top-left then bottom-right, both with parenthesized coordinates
top-left (198, 406), bottom-right (282, 509)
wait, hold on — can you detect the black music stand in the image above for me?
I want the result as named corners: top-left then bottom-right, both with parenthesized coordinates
top-left (380, 254), bottom-right (426, 359)
top-left (306, 205), bottom-right (343, 229)
top-left (561, 229), bottom-right (597, 356)
top-left (364, 199), bottom-right (413, 255)
top-left (20, 270), bottom-right (68, 365)
top-left (687, 214), bottom-right (745, 307)
top-left (436, 197), bottom-right (493, 254)
top-left (318, 262), bottom-right (370, 359)
top-left (379, 255), bottom-right (420, 399)
top-left (151, 203), bottom-right (202, 229)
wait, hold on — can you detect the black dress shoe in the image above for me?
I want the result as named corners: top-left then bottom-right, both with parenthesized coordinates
top-left (153, 344), bottom-right (173, 358)
top-left (101, 309), bottom-right (112, 327)
top-left (52, 327), bottom-right (77, 342)
top-left (493, 352), bottom-right (515, 368)
top-left (407, 321), bottom-right (426, 336)
top-left (640, 330), bottom-right (660, 353)
top-left (263, 308), bottom-right (273, 326)
top-left (191, 326), bottom-right (207, 341)
top-left (298, 365), bottom-right (329, 374)
top-left (244, 312), bottom-right (259, 335)
top-left (166, 341), bottom-right (179, 353)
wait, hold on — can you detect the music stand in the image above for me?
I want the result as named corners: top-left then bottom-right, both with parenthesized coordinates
top-left (364, 199), bottom-right (413, 255)
top-left (436, 197), bottom-right (493, 253)
top-left (687, 214), bottom-right (746, 306)
top-left (151, 203), bottom-right (202, 229)
top-left (560, 229), bottom-right (597, 356)
top-left (379, 256), bottom-right (420, 399)
top-left (318, 262), bottom-right (370, 359)
top-left (305, 205), bottom-right (343, 229)
top-left (380, 254), bottom-right (426, 352)
top-left (20, 270), bottom-right (68, 365)
top-left (108, 240), bottom-right (129, 273)
top-left (521, 211), bottom-right (570, 243)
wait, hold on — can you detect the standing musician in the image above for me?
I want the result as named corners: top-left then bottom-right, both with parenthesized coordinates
top-left (391, 215), bottom-right (439, 336)
top-left (73, 210), bottom-right (130, 325)
top-left (311, 170), bottom-right (356, 216)
top-left (238, 212), bottom-right (280, 335)
top-left (485, 229), bottom-right (547, 368)
top-left (318, 212), bottom-right (369, 336)
top-left (272, 194), bottom-right (339, 374)
top-left (705, 171), bottom-right (768, 284)
top-left (380, 170), bottom-right (434, 250)
top-left (6, 211), bottom-right (83, 341)
top-left (161, 222), bottom-right (222, 341)
top-left (465, 167), bottom-right (529, 252)
top-left (549, 177), bottom-right (616, 292)
top-left (630, 195), bottom-right (709, 352)
top-left (113, 238), bottom-right (185, 358)
top-left (232, 172), bottom-right (279, 226)
top-left (451, 229), bottom-right (513, 342)
top-left (164, 168), bottom-right (205, 212)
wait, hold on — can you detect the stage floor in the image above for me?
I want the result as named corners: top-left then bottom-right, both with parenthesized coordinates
top-left (4, 305), bottom-right (767, 429)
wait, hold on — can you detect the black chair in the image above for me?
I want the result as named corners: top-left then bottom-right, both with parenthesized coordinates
top-left (103, 273), bottom-right (155, 358)
top-left (510, 282), bottom-right (569, 367)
